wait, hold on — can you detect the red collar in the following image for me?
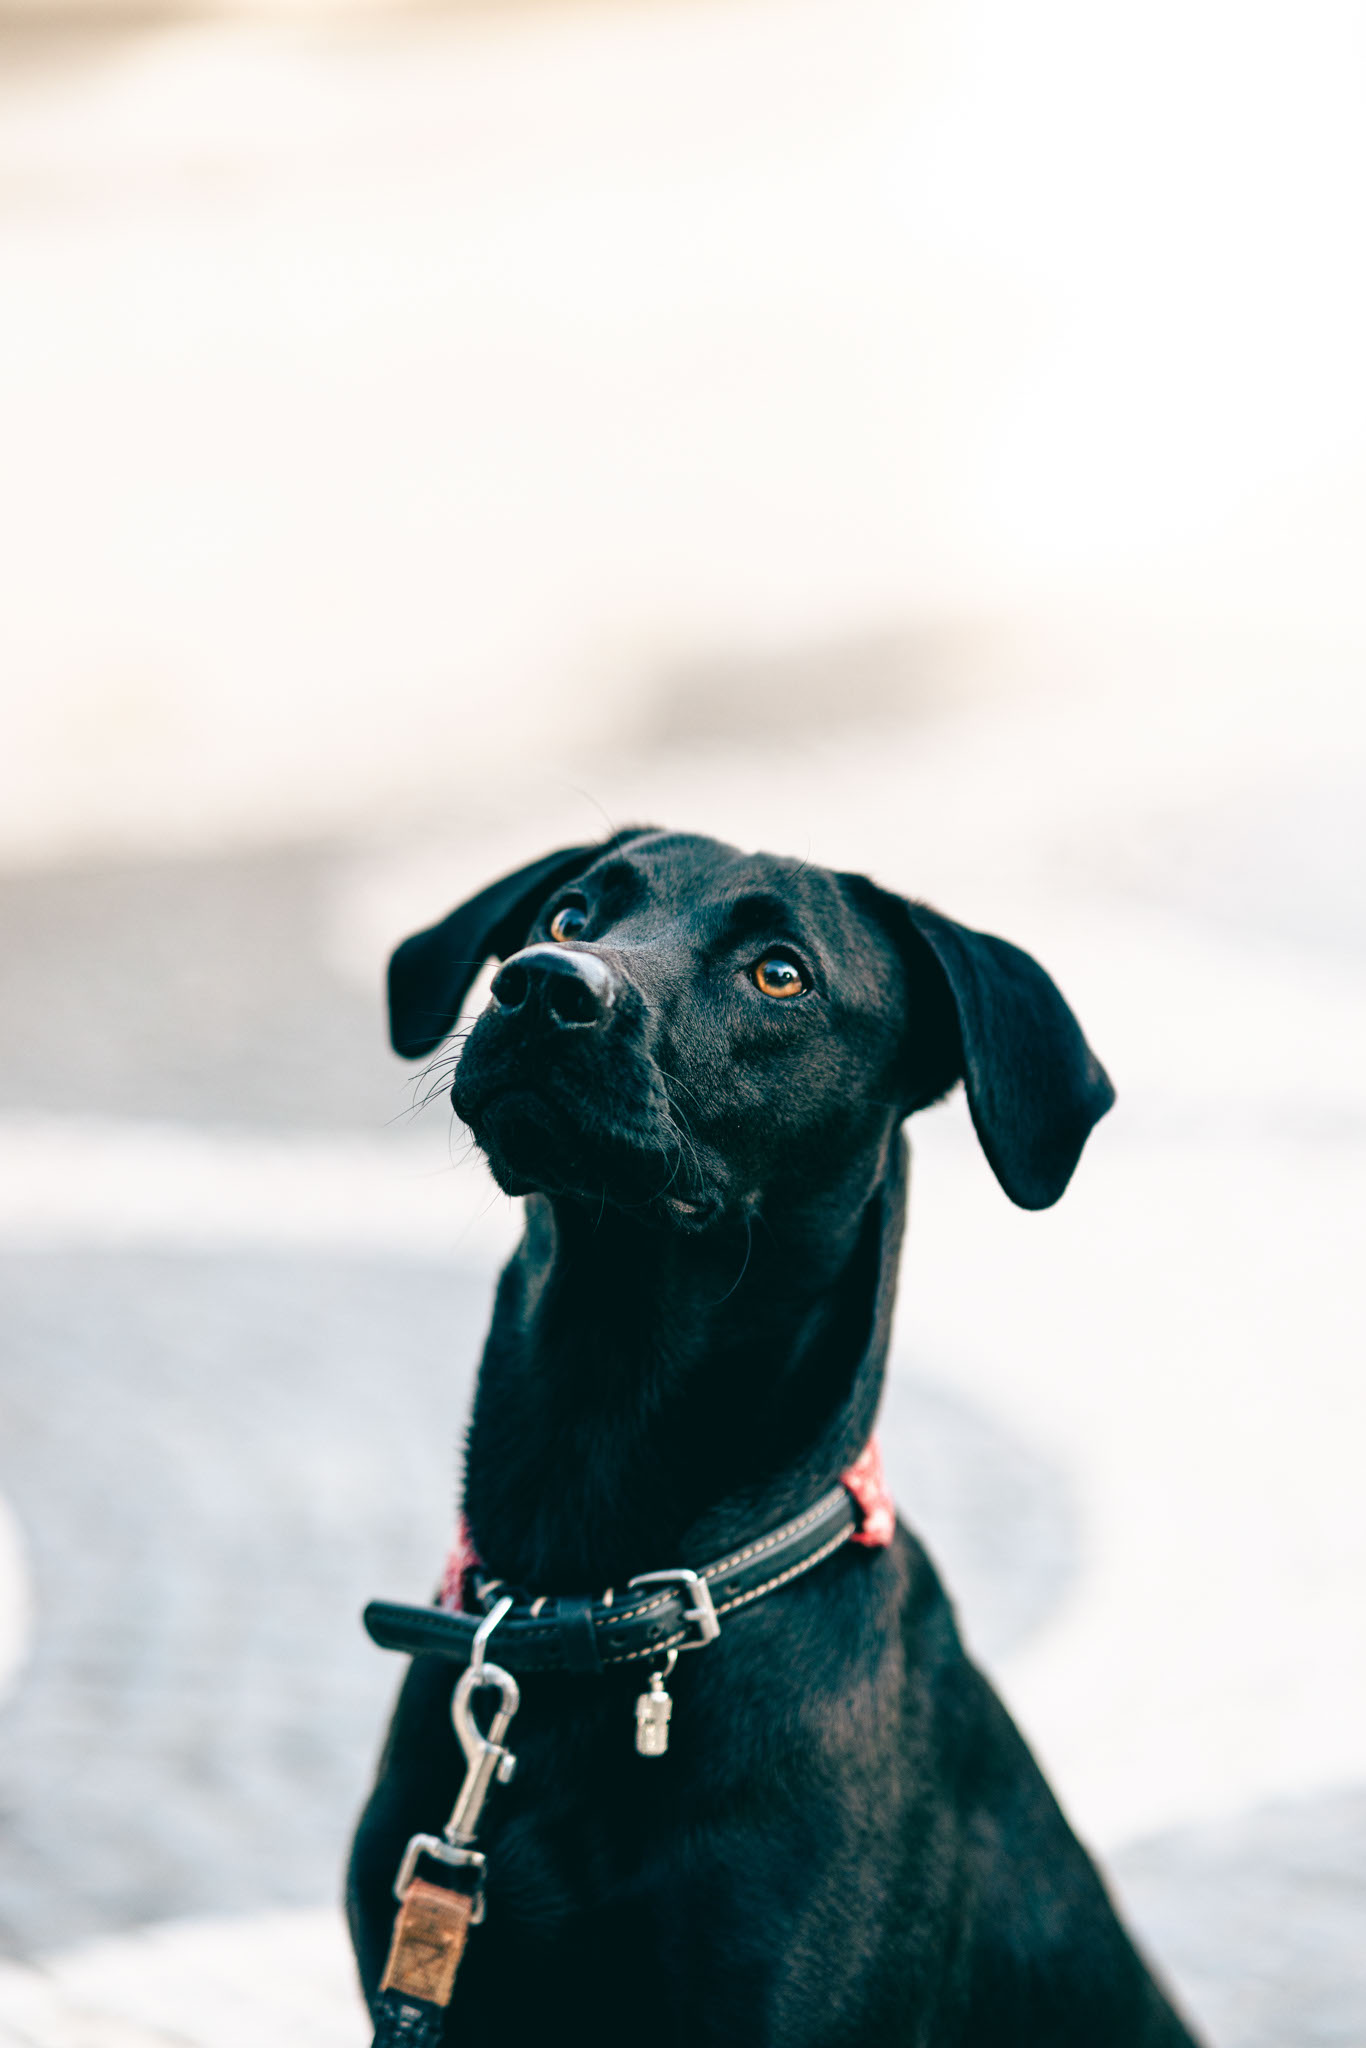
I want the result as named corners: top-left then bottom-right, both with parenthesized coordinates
top-left (440, 1436), bottom-right (894, 1616)
top-left (841, 1436), bottom-right (897, 1547)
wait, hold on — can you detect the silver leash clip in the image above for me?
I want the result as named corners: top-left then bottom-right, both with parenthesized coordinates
top-left (393, 1595), bottom-right (521, 1911)
top-left (447, 1596), bottom-right (521, 1841)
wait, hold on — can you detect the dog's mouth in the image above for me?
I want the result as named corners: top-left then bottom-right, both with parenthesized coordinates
top-left (447, 999), bottom-right (726, 1229)
top-left (456, 1075), bottom-right (719, 1230)
top-left (653, 1189), bottom-right (720, 1233)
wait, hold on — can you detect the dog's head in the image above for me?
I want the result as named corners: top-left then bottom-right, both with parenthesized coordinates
top-left (388, 828), bottom-right (1113, 1228)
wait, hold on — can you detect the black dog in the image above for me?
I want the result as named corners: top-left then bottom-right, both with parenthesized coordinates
top-left (349, 828), bottom-right (1199, 2046)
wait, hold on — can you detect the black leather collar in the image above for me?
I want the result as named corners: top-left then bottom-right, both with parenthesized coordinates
top-left (364, 1482), bottom-right (859, 1676)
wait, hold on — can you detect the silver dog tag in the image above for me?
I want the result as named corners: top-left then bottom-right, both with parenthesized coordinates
top-left (634, 1669), bottom-right (673, 1757)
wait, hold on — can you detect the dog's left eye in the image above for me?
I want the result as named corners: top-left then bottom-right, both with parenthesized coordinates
top-left (752, 955), bottom-right (808, 999)
top-left (549, 903), bottom-right (589, 943)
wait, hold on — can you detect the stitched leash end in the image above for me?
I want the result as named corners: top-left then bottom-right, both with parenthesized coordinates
top-left (380, 1878), bottom-right (474, 2004)
top-left (371, 1878), bottom-right (474, 2045)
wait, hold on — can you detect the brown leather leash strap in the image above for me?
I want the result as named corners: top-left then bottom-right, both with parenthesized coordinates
top-left (372, 1879), bottom-right (474, 2045)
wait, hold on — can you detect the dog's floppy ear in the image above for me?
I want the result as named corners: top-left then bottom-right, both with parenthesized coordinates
top-left (901, 901), bottom-right (1114, 1210)
top-left (848, 877), bottom-right (1114, 1209)
top-left (388, 829), bottom-right (655, 1059)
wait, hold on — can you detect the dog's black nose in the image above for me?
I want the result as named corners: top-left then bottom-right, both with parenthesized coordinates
top-left (491, 944), bottom-right (617, 1030)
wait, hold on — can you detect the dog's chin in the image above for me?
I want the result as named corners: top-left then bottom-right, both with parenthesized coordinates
top-left (459, 1086), bottom-right (720, 1233)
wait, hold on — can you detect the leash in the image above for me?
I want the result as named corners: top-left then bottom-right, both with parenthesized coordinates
top-left (363, 1441), bottom-right (896, 2042)
top-left (369, 1599), bottom-right (518, 2046)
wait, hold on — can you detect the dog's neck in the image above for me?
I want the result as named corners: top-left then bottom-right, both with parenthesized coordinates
top-left (461, 1138), bottom-right (907, 1591)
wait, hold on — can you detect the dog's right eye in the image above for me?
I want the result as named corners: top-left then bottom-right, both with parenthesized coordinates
top-left (549, 903), bottom-right (589, 943)
top-left (752, 954), bottom-right (808, 999)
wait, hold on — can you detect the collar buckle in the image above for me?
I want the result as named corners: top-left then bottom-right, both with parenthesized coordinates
top-left (626, 1565), bottom-right (720, 1650)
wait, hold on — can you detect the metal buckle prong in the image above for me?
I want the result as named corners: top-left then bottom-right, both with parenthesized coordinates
top-left (626, 1566), bottom-right (720, 1650)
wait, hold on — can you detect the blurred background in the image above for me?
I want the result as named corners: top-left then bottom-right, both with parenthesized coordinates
top-left (1, 0), bottom-right (1364, 2040)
